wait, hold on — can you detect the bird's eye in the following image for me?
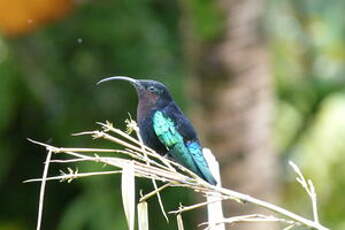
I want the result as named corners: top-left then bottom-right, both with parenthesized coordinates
top-left (148, 86), bottom-right (155, 92)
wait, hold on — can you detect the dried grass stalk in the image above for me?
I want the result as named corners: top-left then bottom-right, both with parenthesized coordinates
top-left (26, 120), bottom-right (329, 230)
top-left (138, 202), bottom-right (149, 230)
top-left (122, 161), bottom-right (135, 230)
top-left (177, 214), bottom-right (184, 230)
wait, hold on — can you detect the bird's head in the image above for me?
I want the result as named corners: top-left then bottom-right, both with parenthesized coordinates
top-left (97, 76), bottom-right (173, 106)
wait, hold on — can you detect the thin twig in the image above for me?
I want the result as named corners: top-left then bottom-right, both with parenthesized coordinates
top-left (98, 121), bottom-right (154, 153)
top-left (169, 198), bottom-right (226, 214)
top-left (140, 183), bottom-right (171, 202)
top-left (199, 214), bottom-right (297, 229)
top-left (309, 180), bottom-right (319, 223)
top-left (24, 170), bottom-right (122, 183)
top-left (289, 161), bottom-right (320, 223)
top-left (214, 186), bottom-right (327, 230)
top-left (36, 150), bottom-right (52, 230)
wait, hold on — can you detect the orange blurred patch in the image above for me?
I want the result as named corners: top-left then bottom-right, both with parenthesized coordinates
top-left (0, 0), bottom-right (73, 37)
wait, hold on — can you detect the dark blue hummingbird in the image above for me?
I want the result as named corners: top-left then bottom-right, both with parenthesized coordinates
top-left (97, 76), bottom-right (217, 185)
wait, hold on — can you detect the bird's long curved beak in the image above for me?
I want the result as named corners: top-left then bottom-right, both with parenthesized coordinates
top-left (96, 76), bottom-right (140, 87)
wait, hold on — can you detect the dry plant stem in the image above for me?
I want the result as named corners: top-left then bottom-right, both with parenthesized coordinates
top-left (27, 120), bottom-right (329, 230)
top-left (148, 172), bottom-right (169, 222)
top-left (289, 161), bottom-right (320, 224)
top-left (139, 183), bottom-right (171, 202)
top-left (169, 198), bottom-right (225, 214)
top-left (120, 149), bottom-right (167, 169)
top-left (122, 161), bottom-right (135, 230)
top-left (137, 201), bottom-right (149, 230)
top-left (28, 140), bottom-right (188, 183)
top-left (132, 120), bottom-right (169, 223)
top-left (73, 130), bottom-right (175, 171)
top-left (177, 214), bottom-right (184, 230)
top-left (204, 148), bottom-right (225, 230)
top-left (87, 122), bottom-right (203, 179)
top-left (24, 170), bottom-right (122, 183)
top-left (97, 121), bottom-right (153, 153)
top-left (215, 186), bottom-right (327, 230)
top-left (120, 119), bottom-right (199, 178)
top-left (200, 214), bottom-right (296, 229)
top-left (309, 181), bottom-right (319, 223)
top-left (40, 147), bottom-right (117, 152)
top-left (36, 150), bottom-right (52, 230)
top-left (28, 138), bottom-right (328, 230)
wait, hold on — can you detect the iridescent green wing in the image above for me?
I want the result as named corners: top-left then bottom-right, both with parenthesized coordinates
top-left (152, 111), bottom-right (198, 172)
top-left (153, 110), bottom-right (217, 185)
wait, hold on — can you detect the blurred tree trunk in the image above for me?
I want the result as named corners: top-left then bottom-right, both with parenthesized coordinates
top-left (180, 0), bottom-right (279, 229)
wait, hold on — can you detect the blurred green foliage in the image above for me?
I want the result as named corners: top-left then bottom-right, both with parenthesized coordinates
top-left (185, 0), bottom-right (224, 41)
top-left (267, 0), bottom-right (345, 229)
top-left (0, 1), bottom-right (194, 230)
top-left (0, 0), bottom-right (344, 229)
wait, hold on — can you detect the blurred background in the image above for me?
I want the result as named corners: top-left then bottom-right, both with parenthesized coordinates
top-left (0, 0), bottom-right (344, 229)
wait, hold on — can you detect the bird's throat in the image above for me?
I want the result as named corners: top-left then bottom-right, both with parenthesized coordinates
top-left (137, 93), bottom-right (159, 122)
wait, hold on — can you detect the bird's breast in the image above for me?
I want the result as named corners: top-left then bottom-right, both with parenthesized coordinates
top-left (137, 108), bottom-right (167, 155)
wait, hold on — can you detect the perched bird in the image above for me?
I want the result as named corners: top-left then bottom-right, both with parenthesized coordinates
top-left (97, 76), bottom-right (217, 185)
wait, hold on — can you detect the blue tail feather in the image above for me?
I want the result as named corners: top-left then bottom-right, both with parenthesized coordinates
top-left (186, 142), bottom-right (217, 185)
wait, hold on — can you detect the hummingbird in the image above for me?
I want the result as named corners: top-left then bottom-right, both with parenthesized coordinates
top-left (97, 76), bottom-right (217, 185)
